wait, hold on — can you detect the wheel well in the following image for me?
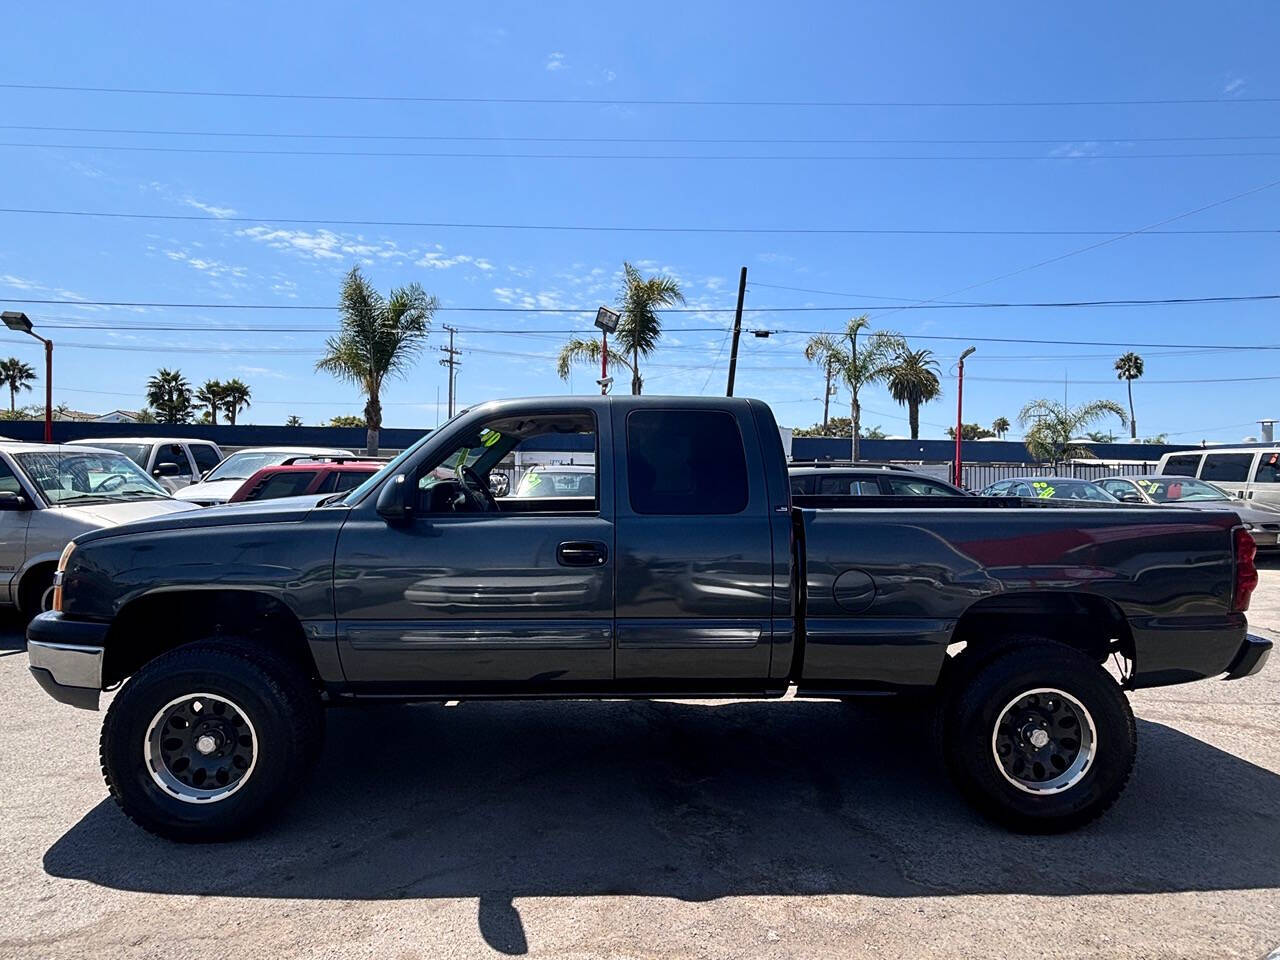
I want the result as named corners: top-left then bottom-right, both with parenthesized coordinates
top-left (103, 590), bottom-right (316, 686)
top-left (950, 591), bottom-right (1135, 674)
top-left (17, 561), bottom-right (57, 614)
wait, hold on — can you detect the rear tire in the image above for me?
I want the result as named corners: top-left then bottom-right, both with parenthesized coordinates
top-left (100, 642), bottom-right (322, 842)
top-left (940, 642), bottom-right (1135, 833)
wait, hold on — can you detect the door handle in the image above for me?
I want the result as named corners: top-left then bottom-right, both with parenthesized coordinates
top-left (557, 540), bottom-right (608, 567)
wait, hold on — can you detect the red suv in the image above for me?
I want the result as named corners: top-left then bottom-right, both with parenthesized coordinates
top-left (227, 457), bottom-right (383, 503)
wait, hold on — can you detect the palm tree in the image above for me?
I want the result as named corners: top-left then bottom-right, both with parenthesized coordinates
top-left (803, 343), bottom-right (839, 430)
top-left (555, 337), bottom-right (634, 386)
top-left (316, 266), bottom-right (436, 455)
top-left (886, 347), bottom-right (942, 440)
top-left (804, 316), bottom-right (905, 461)
top-left (1018, 398), bottom-right (1128, 467)
top-left (992, 416), bottom-right (1011, 439)
top-left (145, 368), bottom-right (193, 424)
top-left (0, 357), bottom-right (36, 412)
top-left (221, 378), bottom-right (252, 425)
top-left (285, 415), bottom-right (303, 427)
top-left (1114, 352), bottom-right (1144, 439)
top-left (557, 261), bottom-right (684, 395)
top-left (194, 379), bottom-right (224, 425)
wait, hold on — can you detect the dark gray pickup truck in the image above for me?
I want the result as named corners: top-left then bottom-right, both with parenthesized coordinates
top-left (27, 396), bottom-right (1269, 841)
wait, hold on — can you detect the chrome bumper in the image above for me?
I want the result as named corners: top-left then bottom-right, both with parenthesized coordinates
top-left (27, 611), bottom-right (109, 710)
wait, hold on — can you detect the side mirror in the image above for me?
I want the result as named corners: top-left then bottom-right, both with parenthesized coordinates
top-left (0, 491), bottom-right (30, 511)
top-left (488, 472), bottom-right (510, 497)
top-left (376, 473), bottom-right (414, 524)
top-left (153, 462), bottom-right (181, 478)
top-left (1117, 491), bottom-right (1143, 503)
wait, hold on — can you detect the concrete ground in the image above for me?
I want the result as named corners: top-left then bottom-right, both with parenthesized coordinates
top-left (1, 561), bottom-right (1278, 959)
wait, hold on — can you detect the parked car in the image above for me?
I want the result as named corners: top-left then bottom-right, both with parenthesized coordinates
top-left (789, 465), bottom-right (967, 497)
top-left (980, 477), bottom-right (1118, 502)
top-left (172, 446), bottom-right (353, 505)
top-left (1157, 446), bottom-right (1280, 508)
top-left (227, 457), bottom-right (383, 503)
top-left (67, 437), bottom-right (223, 493)
top-left (0, 443), bottom-right (199, 616)
top-left (509, 463), bottom-right (596, 498)
top-left (1095, 475), bottom-right (1280, 550)
top-left (27, 396), bottom-right (1268, 842)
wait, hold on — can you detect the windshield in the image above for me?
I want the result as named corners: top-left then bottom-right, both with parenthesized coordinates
top-left (1137, 477), bottom-right (1230, 503)
top-left (340, 414), bottom-right (464, 505)
top-left (15, 450), bottom-right (169, 504)
top-left (206, 451), bottom-right (323, 482)
top-left (82, 442), bottom-right (151, 468)
top-left (513, 469), bottom-right (596, 497)
top-left (1029, 479), bottom-right (1117, 502)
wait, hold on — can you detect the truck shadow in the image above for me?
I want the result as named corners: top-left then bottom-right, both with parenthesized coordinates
top-left (0, 610), bottom-right (26, 653)
top-left (44, 699), bottom-right (1280, 954)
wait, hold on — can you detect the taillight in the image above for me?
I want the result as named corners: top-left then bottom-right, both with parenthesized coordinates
top-left (1233, 526), bottom-right (1258, 612)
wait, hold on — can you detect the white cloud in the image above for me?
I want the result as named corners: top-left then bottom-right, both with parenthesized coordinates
top-left (0, 273), bottom-right (39, 291)
top-left (163, 249), bottom-right (249, 279)
top-left (1049, 140), bottom-right (1103, 159)
top-left (236, 364), bottom-right (289, 380)
top-left (183, 196), bottom-right (237, 218)
top-left (491, 286), bottom-right (572, 312)
top-left (236, 225), bottom-right (412, 263)
top-left (546, 52), bottom-right (567, 71)
top-left (1224, 76), bottom-right (1245, 94)
top-left (238, 225), bottom-right (492, 275)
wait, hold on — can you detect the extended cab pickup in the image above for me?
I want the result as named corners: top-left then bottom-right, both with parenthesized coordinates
top-left (27, 396), bottom-right (1270, 841)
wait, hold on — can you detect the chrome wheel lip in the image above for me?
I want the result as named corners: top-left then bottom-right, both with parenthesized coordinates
top-left (991, 686), bottom-right (1097, 796)
top-left (144, 692), bottom-right (258, 805)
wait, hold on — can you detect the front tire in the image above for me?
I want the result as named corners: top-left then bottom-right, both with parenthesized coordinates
top-left (941, 643), bottom-right (1135, 833)
top-left (101, 643), bottom-right (321, 842)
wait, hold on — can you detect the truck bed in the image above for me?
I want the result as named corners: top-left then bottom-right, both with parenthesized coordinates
top-left (793, 502), bottom-right (1247, 693)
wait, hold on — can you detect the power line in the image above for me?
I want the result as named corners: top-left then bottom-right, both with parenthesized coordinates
top-left (4, 206), bottom-right (1276, 237)
top-left (864, 175), bottom-right (1280, 322)
top-left (7, 293), bottom-right (1280, 315)
top-left (8, 141), bottom-right (1280, 161)
top-left (4, 81), bottom-right (1277, 107)
top-left (7, 123), bottom-right (1280, 145)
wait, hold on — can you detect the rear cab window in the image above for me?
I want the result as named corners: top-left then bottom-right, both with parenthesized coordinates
top-left (627, 410), bottom-right (748, 515)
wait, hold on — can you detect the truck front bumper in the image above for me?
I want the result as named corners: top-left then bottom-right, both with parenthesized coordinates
top-left (1225, 634), bottom-right (1272, 681)
top-left (26, 611), bottom-right (109, 711)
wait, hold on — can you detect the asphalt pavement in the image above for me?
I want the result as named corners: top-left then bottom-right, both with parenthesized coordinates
top-left (1, 560), bottom-right (1278, 959)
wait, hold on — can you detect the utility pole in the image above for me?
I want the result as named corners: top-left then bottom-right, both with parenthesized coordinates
top-left (821, 358), bottom-right (834, 430)
top-left (954, 346), bottom-right (976, 487)
top-left (725, 266), bottom-right (748, 396)
top-left (438, 324), bottom-right (461, 418)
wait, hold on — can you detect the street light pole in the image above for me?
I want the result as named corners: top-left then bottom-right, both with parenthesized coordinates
top-left (954, 346), bottom-right (976, 487)
top-left (2, 311), bottom-right (52, 443)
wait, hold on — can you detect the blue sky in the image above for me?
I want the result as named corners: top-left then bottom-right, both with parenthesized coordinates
top-left (1, 2), bottom-right (1277, 441)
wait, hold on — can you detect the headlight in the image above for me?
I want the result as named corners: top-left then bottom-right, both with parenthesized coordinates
top-left (51, 540), bottom-right (76, 613)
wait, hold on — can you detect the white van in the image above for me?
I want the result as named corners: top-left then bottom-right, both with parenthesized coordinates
top-left (1156, 446), bottom-right (1280, 507)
